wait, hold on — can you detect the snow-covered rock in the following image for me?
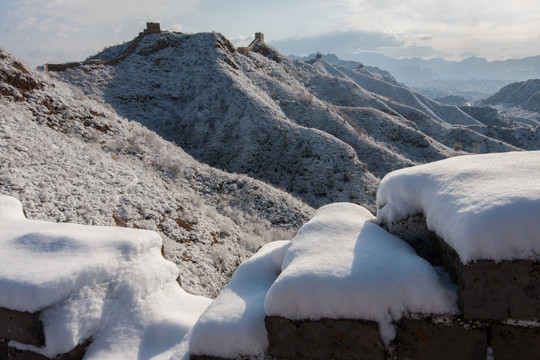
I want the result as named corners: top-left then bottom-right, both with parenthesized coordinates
top-left (377, 151), bottom-right (540, 264)
top-left (0, 195), bottom-right (211, 359)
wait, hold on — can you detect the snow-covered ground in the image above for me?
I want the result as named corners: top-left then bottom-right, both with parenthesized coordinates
top-left (0, 46), bottom-right (313, 298)
top-left (57, 31), bottom-right (539, 207)
top-left (479, 79), bottom-right (540, 127)
top-left (0, 195), bottom-right (211, 359)
top-left (377, 151), bottom-right (540, 263)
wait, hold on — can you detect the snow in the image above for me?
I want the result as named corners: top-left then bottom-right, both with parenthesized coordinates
top-left (377, 151), bottom-right (540, 264)
top-left (0, 195), bottom-right (211, 359)
top-left (1, 45), bottom-right (312, 299)
top-left (264, 203), bottom-right (457, 345)
top-left (173, 240), bottom-right (290, 359)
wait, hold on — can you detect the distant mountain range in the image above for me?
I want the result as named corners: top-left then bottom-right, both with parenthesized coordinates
top-left (294, 53), bottom-right (540, 101)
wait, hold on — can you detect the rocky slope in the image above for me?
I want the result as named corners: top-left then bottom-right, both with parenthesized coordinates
top-left (479, 79), bottom-right (540, 127)
top-left (2, 31), bottom-right (539, 297)
top-left (0, 47), bottom-right (313, 298)
top-left (57, 31), bottom-right (538, 209)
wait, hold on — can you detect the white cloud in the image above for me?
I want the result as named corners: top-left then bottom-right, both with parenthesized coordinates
top-left (171, 24), bottom-right (184, 32)
top-left (2, 0), bottom-right (540, 66)
top-left (335, 0), bottom-right (540, 59)
top-left (14, 0), bottom-right (201, 30)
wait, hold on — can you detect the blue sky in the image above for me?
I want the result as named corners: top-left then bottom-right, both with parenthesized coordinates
top-left (1, 0), bottom-right (540, 68)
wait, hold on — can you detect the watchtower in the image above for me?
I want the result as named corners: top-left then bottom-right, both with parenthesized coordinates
top-left (254, 32), bottom-right (264, 43)
top-left (146, 22), bottom-right (161, 34)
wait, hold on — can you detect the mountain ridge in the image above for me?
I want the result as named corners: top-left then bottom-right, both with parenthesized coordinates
top-left (295, 52), bottom-right (540, 100)
top-left (57, 31), bottom-right (538, 208)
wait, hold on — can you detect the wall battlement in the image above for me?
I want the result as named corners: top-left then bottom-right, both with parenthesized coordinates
top-left (237, 32), bottom-right (265, 55)
top-left (44, 23), bottom-right (160, 73)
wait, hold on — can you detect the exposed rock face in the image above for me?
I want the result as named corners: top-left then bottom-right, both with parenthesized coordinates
top-left (0, 52), bottom-right (43, 99)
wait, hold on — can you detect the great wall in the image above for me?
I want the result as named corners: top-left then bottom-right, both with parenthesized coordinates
top-left (8, 26), bottom-right (538, 360)
top-left (44, 22), bottom-right (161, 72)
top-left (43, 24), bottom-right (264, 73)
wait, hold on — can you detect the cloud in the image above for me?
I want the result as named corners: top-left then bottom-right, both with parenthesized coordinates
top-left (415, 34), bottom-right (433, 41)
top-left (270, 30), bottom-right (404, 56)
top-left (459, 51), bottom-right (480, 58)
top-left (13, 0), bottom-right (201, 31)
top-left (170, 24), bottom-right (184, 32)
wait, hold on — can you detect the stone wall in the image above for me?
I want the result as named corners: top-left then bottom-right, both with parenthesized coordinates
top-left (0, 307), bottom-right (90, 359)
top-left (193, 213), bottom-right (540, 359)
top-left (237, 33), bottom-right (265, 55)
top-left (44, 26), bottom-right (149, 72)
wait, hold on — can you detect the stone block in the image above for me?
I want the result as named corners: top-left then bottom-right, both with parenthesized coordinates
top-left (383, 213), bottom-right (540, 321)
top-left (396, 316), bottom-right (487, 360)
top-left (265, 316), bottom-right (385, 360)
top-left (0, 307), bottom-right (44, 346)
top-left (491, 323), bottom-right (540, 360)
top-left (380, 215), bottom-right (438, 263)
top-left (456, 260), bottom-right (540, 320)
top-left (430, 236), bottom-right (540, 320)
top-left (6, 337), bottom-right (90, 360)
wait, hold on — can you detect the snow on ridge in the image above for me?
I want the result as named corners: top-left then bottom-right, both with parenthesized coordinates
top-left (264, 203), bottom-right (458, 345)
top-left (377, 151), bottom-right (540, 263)
top-left (0, 195), bottom-right (211, 359)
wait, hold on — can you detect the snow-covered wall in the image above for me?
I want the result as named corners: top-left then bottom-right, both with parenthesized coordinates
top-left (184, 152), bottom-right (540, 360)
top-left (0, 195), bottom-right (211, 360)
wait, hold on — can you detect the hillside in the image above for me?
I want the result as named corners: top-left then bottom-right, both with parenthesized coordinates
top-left (56, 31), bottom-right (538, 210)
top-left (298, 52), bottom-right (540, 100)
top-left (479, 79), bottom-right (540, 127)
top-left (0, 46), bottom-right (313, 298)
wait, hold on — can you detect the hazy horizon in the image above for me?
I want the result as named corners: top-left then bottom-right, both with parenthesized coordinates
top-left (1, 0), bottom-right (540, 68)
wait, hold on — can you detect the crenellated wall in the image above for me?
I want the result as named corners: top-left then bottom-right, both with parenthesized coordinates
top-left (44, 24), bottom-right (159, 73)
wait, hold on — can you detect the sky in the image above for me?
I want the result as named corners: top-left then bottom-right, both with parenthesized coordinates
top-left (1, 0), bottom-right (540, 68)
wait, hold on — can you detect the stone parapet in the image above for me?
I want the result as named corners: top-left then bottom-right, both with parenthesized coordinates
top-left (0, 307), bottom-right (44, 346)
top-left (396, 315), bottom-right (487, 360)
top-left (265, 316), bottom-right (385, 360)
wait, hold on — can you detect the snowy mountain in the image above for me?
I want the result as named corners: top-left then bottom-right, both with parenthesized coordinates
top-left (0, 46), bottom-right (313, 298)
top-left (296, 52), bottom-right (540, 101)
top-left (56, 31), bottom-right (538, 209)
top-left (479, 79), bottom-right (540, 127)
top-left (3, 29), bottom-right (540, 359)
